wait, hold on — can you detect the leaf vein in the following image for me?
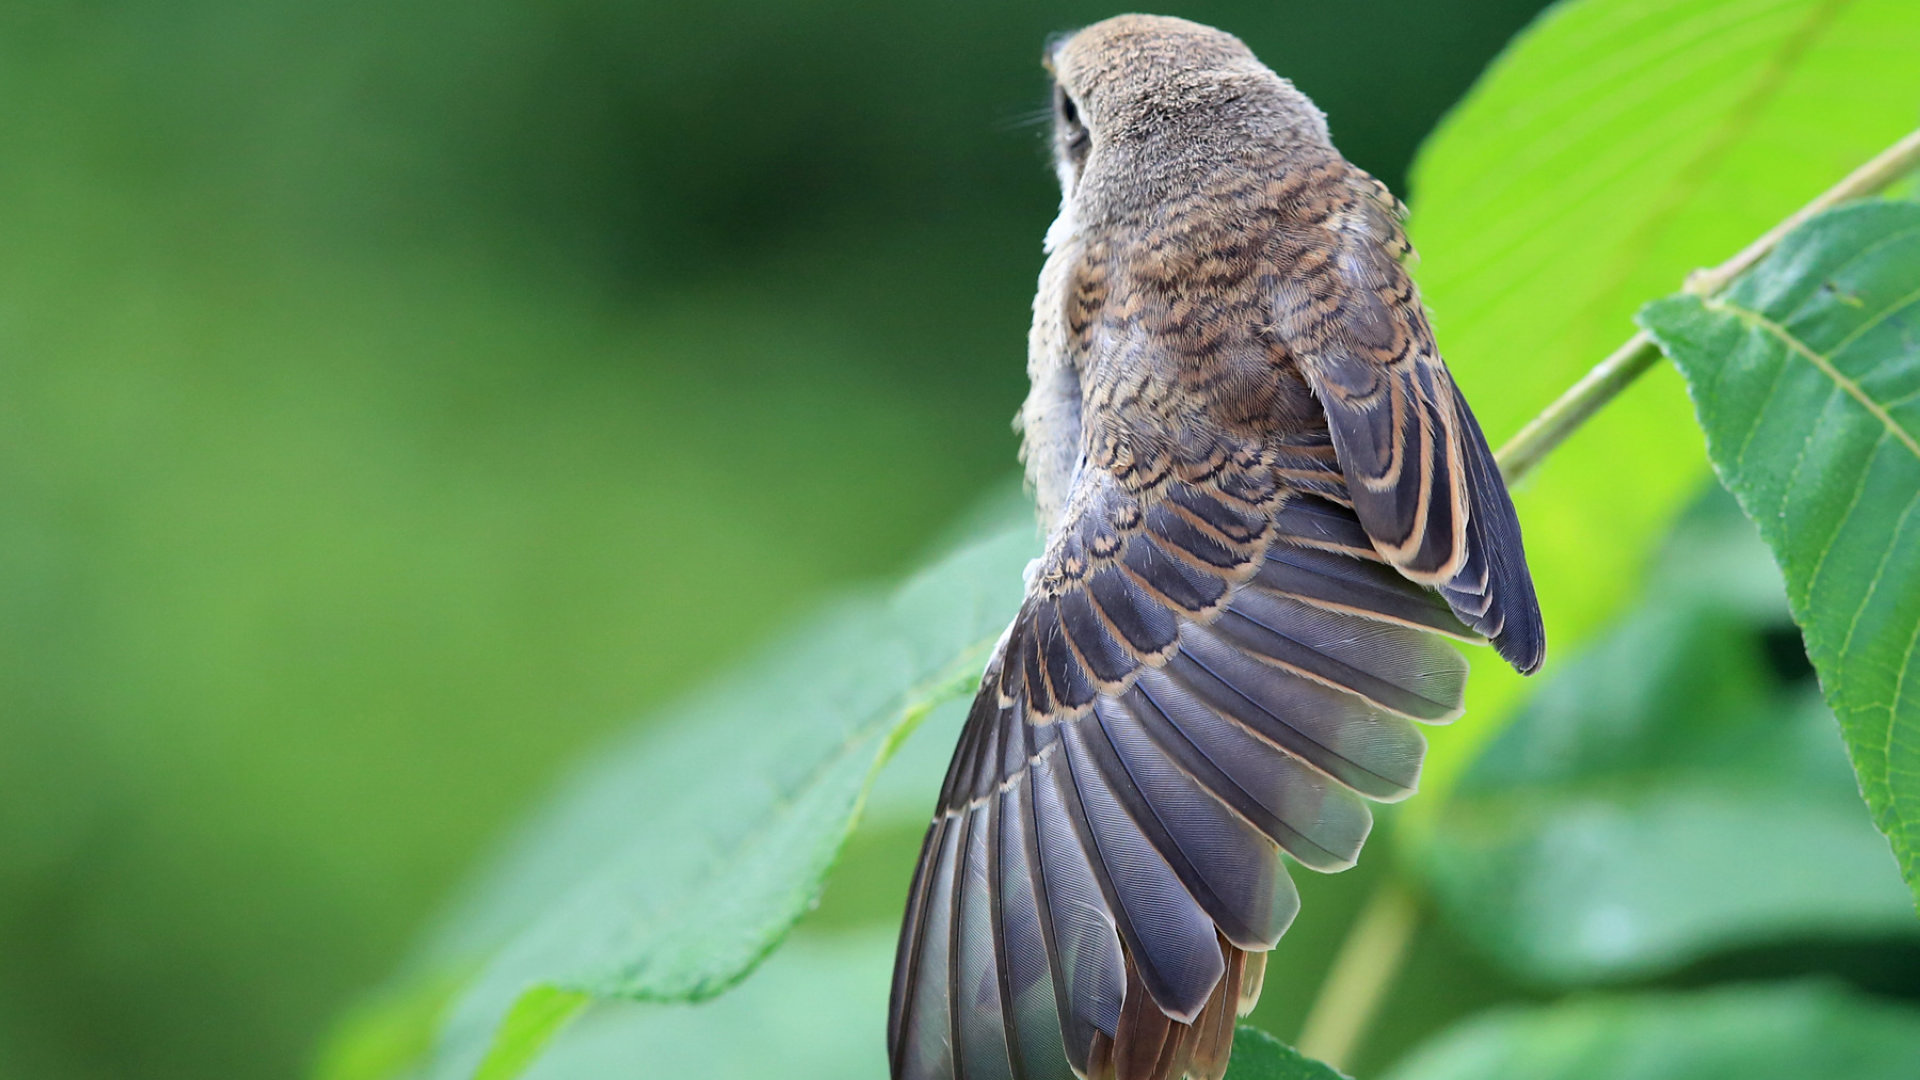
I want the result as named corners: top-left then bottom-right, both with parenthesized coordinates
top-left (1835, 440), bottom-right (1904, 660)
top-left (1793, 389), bottom-right (1861, 607)
top-left (1705, 299), bottom-right (1920, 458)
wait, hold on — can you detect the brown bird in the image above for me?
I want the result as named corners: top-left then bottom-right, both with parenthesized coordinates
top-left (889, 15), bottom-right (1543, 1080)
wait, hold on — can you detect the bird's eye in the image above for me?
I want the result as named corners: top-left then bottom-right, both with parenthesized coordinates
top-left (1054, 84), bottom-right (1080, 129)
top-left (1049, 82), bottom-right (1091, 183)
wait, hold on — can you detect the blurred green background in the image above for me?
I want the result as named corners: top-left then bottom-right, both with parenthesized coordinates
top-left (0, 2), bottom-right (1556, 1077)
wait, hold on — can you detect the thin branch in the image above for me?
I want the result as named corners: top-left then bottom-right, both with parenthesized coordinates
top-left (1495, 125), bottom-right (1920, 482)
top-left (1494, 330), bottom-right (1662, 484)
top-left (1293, 882), bottom-right (1420, 1072)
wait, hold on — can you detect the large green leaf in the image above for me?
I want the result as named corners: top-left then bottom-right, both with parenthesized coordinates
top-left (1639, 199), bottom-right (1920, 905)
top-left (314, 511), bottom-right (1035, 1080)
top-left (1422, 491), bottom-right (1919, 984)
top-left (1404, 0), bottom-right (1920, 800)
top-left (1383, 982), bottom-right (1920, 1080)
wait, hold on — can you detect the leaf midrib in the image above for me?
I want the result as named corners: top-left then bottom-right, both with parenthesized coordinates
top-left (1703, 299), bottom-right (1920, 459)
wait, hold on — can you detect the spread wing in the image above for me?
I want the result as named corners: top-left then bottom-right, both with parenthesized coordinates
top-left (1278, 170), bottom-right (1544, 674)
top-left (888, 444), bottom-right (1479, 1080)
top-left (889, 164), bottom-right (1543, 1080)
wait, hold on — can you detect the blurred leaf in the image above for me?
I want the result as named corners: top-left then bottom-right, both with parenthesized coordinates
top-left (310, 975), bottom-right (464, 1080)
top-left (1639, 199), bottom-right (1920, 906)
top-left (1423, 489), bottom-right (1918, 984)
top-left (1383, 981), bottom-right (1920, 1080)
top-left (473, 990), bottom-right (592, 1080)
top-left (521, 931), bottom-right (895, 1080)
top-left (1405, 0), bottom-right (1920, 803)
top-left (354, 511), bottom-right (1035, 1080)
top-left (1227, 1026), bottom-right (1351, 1080)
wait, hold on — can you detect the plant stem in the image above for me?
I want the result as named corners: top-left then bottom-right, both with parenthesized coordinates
top-left (1495, 124), bottom-right (1920, 485)
top-left (1294, 881), bottom-right (1419, 1072)
top-left (1493, 330), bottom-right (1662, 485)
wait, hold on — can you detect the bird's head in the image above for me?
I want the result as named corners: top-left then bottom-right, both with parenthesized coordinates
top-left (1042, 14), bottom-right (1328, 197)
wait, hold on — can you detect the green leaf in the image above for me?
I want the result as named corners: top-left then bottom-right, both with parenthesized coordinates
top-left (518, 931), bottom-right (896, 1080)
top-left (358, 510), bottom-right (1035, 1080)
top-left (1383, 982), bottom-right (1920, 1080)
top-left (1227, 1027), bottom-right (1352, 1080)
top-left (474, 990), bottom-right (591, 1080)
top-left (1404, 0), bottom-right (1920, 802)
top-left (414, 931), bottom-right (1345, 1080)
top-left (518, 930), bottom-right (890, 1068)
top-left (1422, 490), bottom-right (1919, 984)
top-left (311, 973), bottom-right (465, 1080)
top-left (1639, 199), bottom-right (1920, 906)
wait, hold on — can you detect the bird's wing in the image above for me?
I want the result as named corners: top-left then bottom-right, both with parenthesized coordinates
top-left (889, 427), bottom-right (1478, 1080)
top-left (1276, 168), bottom-right (1544, 674)
top-left (889, 159), bottom-right (1546, 1080)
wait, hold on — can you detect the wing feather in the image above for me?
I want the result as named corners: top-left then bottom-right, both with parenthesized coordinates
top-left (952, 805), bottom-right (1015, 1080)
top-left (893, 154), bottom-right (1544, 1080)
top-left (1442, 381), bottom-right (1547, 672)
top-left (894, 497), bottom-right (1478, 1078)
top-left (1281, 167), bottom-right (1543, 669)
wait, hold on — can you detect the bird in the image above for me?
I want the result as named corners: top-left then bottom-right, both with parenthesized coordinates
top-left (887, 15), bottom-right (1544, 1080)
